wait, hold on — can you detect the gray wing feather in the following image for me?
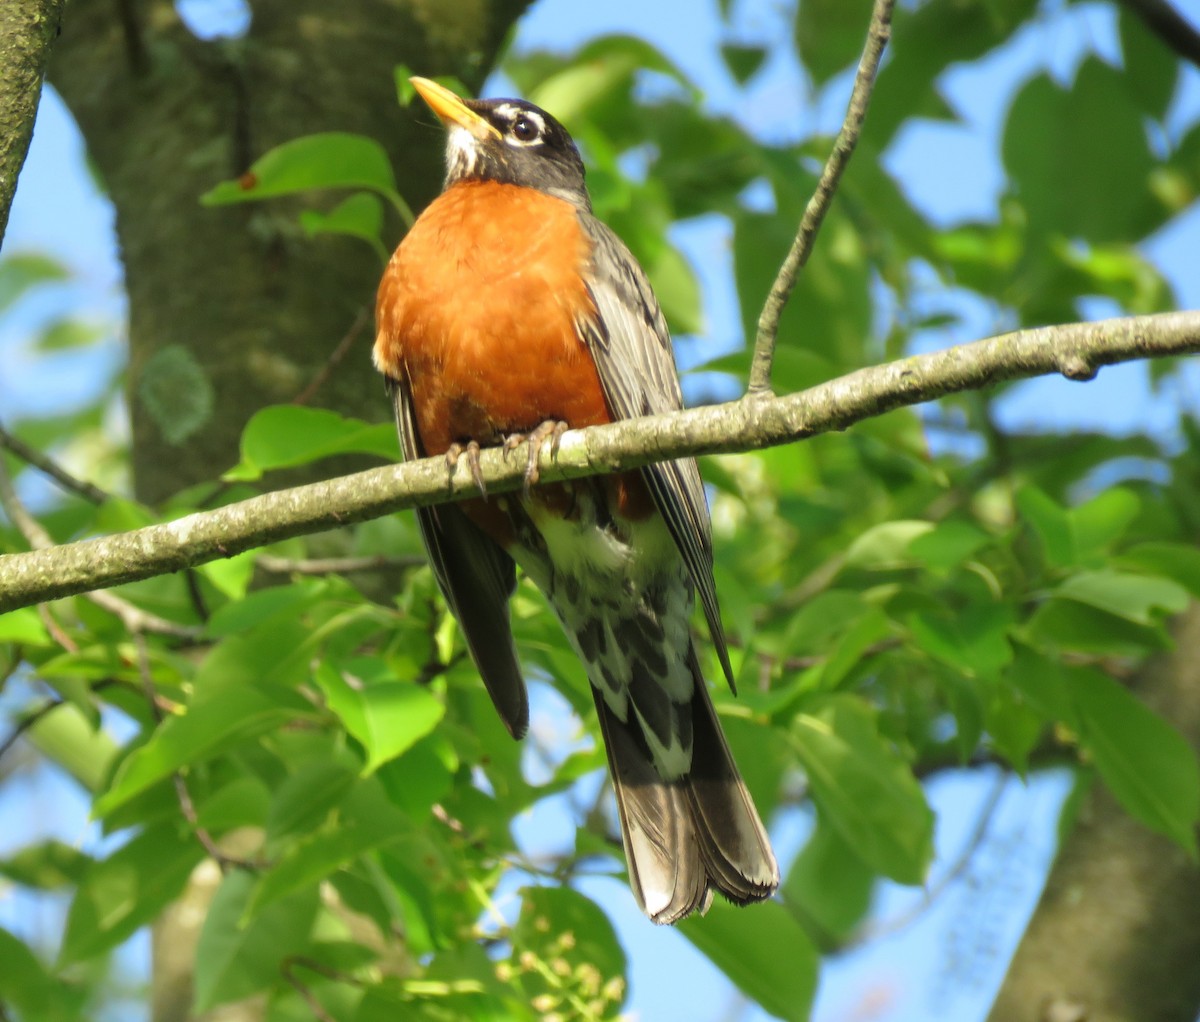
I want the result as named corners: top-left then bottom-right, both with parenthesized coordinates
top-left (387, 374), bottom-right (529, 738)
top-left (574, 215), bottom-right (734, 690)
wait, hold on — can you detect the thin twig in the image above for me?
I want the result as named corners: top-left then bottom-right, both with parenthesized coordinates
top-left (0, 423), bottom-right (111, 504)
top-left (256, 552), bottom-right (424, 575)
top-left (184, 569), bottom-right (211, 622)
top-left (0, 455), bottom-right (50, 544)
top-left (747, 0), bottom-right (895, 394)
top-left (0, 678), bottom-right (119, 765)
top-left (131, 631), bottom-right (261, 871)
top-left (292, 306), bottom-right (370, 406)
top-left (37, 604), bottom-right (78, 652)
top-left (1121, 0), bottom-right (1200, 69)
top-left (1, 310), bottom-right (1198, 613)
top-left (0, 696), bottom-right (62, 764)
top-left (281, 957), bottom-right (360, 1022)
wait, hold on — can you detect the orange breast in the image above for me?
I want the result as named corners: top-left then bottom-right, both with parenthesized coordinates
top-left (375, 180), bottom-right (613, 454)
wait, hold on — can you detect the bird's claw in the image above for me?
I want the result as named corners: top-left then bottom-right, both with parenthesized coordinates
top-left (446, 440), bottom-right (487, 497)
top-left (505, 420), bottom-right (569, 495)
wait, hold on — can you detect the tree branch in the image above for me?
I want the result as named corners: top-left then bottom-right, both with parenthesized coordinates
top-left (1120, 0), bottom-right (1200, 70)
top-left (1, 311), bottom-right (1197, 613)
top-left (0, 0), bottom-right (64, 249)
top-left (0, 422), bottom-right (112, 504)
top-left (747, 0), bottom-right (894, 395)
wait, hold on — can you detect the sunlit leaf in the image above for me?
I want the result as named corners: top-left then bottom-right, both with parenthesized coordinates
top-left (94, 685), bottom-right (311, 818)
top-left (225, 405), bottom-right (399, 481)
top-left (681, 898), bottom-right (818, 1021)
top-left (1067, 668), bottom-right (1200, 854)
top-left (193, 871), bottom-right (320, 1012)
top-left (1055, 570), bottom-right (1189, 626)
top-left (790, 695), bottom-right (933, 883)
top-left (300, 191), bottom-right (389, 262)
top-left (315, 661), bottom-right (445, 775)
top-left (200, 132), bottom-right (408, 218)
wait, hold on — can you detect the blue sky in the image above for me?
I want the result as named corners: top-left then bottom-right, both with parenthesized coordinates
top-left (3, 1), bottom-right (1200, 1020)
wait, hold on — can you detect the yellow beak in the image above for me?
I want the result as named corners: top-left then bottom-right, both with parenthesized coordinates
top-left (410, 77), bottom-right (500, 141)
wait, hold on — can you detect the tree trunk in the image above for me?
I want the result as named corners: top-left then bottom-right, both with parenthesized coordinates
top-left (49, 0), bottom-right (530, 503)
top-left (988, 605), bottom-right (1200, 1022)
top-left (45, 3), bottom-right (530, 1017)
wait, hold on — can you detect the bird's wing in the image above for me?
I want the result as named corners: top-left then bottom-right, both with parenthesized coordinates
top-left (573, 214), bottom-right (734, 690)
top-left (387, 373), bottom-right (529, 737)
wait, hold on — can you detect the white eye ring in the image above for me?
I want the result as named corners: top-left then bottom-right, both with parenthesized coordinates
top-left (495, 104), bottom-right (545, 147)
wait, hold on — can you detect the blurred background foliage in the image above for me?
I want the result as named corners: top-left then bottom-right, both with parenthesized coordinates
top-left (2, 0), bottom-right (1200, 1019)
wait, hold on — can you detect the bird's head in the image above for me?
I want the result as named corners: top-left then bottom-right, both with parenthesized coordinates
top-left (410, 76), bottom-right (590, 212)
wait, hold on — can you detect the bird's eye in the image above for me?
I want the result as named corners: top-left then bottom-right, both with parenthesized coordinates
top-left (511, 115), bottom-right (539, 142)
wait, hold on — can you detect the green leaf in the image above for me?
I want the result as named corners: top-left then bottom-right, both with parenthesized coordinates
top-left (1055, 570), bottom-right (1189, 626)
top-left (265, 759), bottom-right (358, 849)
top-left (1119, 6), bottom-right (1178, 119)
top-left (300, 192), bottom-right (389, 262)
top-left (376, 733), bottom-right (457, 820)
top-left (1016, 485), bottom-right (1074, 568)
top-left (94, 685), bottom-right (311, 818)
top-left (247, 778), bottom-right (412, 916)
top-left (196, 549), bottom-right (258, 600)
top-left (193, 871), bottom-right (320, 1013)
top-left (200, 132), bottom-right (408, 217)
top-left (871, 0), bottom-right (1038, 142)
top-left (315, 661), bottom-right (445, 775)
top-left (906, 520), bottom-right (989, 571)
top-left (1067, 668), bottom-right (1200, 853)
top-left (782, 821), bottom-right (874, 944)
top-left (522, 35), bottom-right (692, 124)
top-left (720, 43), bottom-right (768, 84)
top-left (0, 840), bottom-right (92, 890)
top-left (0, 251), bottom-right (70, 313)
top-left (34, 316), bottom-right (104, 353)
top-left (646, 239), bottom-right (702, 335)
top-left (790, 695), bottom-right (933, 883)
top-left (195, 776), bottom-right (271, 833)
top-left (1025, 599), bottom-right (1171, 657)
top-left (0, 928), bottom-right (64, 1021)
top-left (680, 898), bottom-right (818, 1021)
top-left (842, 519), bottom-right (933, 570)
top-left (795, 0), bottom-right (874, 85)
top-left (1002, 60), bottom-right (1156, 242)
top-left (0, 606), bottom-right (51, 645)
top-left (1122, 542), bottom-right (1200, 598)
top-left (1071, 487), bottom-right (1141, 560)
top-left (60, 823), bottom-right (205, 963)
top-left (226, 405), bottom-right (399, 481)
top-left (204, 581), bottom-right (324, 637)
top-left (908, 603), bottom-right (1014, 681)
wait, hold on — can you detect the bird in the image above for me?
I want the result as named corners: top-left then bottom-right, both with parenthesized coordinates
top-left (374, 76), bottom-right (779, 924)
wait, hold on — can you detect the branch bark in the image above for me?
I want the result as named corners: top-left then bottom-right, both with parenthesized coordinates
top-left (0, 0), bottom-right (64, 248)
top-left (2, 310), bottom-right (1197, 613)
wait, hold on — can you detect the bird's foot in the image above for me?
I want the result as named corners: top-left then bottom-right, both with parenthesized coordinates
top-left (446, 440), bottom-right (487, 497)
top-left (504, 420), bottom-right (569, 494)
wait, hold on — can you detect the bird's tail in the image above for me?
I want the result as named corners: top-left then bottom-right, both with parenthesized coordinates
top-left (591, 649), bottom-right (779, 924)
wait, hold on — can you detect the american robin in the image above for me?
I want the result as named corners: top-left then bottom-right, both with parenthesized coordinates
top-left (374, 76), bottom-right (779, 923)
